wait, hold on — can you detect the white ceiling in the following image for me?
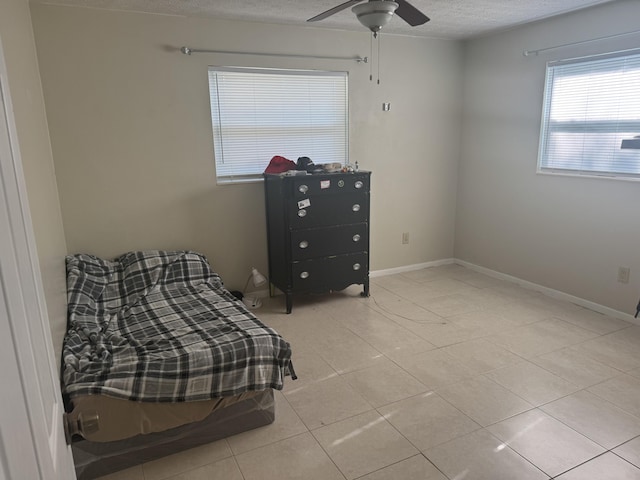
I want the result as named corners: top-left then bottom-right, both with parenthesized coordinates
top-left (31, 0), bottom-right (618, 39)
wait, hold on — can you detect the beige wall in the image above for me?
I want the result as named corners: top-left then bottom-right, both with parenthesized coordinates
top-left (24, 0), bottom-right (638, 323)
top-left (30, 5), bottom-right (463, 290)
top-left (456, 0), bottom-right (640, 314)
top-left (0, 0), bottom-right (68, 368)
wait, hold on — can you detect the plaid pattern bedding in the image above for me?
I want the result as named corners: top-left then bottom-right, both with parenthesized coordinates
top-left (62, 251), bottom-right (292, 402)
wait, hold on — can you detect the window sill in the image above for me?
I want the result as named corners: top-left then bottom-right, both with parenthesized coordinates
top-left (536, 169), bottom-right (640, 182)
top-left (216, 176), bottom-right (264, 186)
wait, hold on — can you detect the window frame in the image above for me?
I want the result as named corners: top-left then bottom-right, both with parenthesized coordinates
top-left (537, 48), bottom-right (640, 181)
top-left (207, 66), bottom-right (349, 184)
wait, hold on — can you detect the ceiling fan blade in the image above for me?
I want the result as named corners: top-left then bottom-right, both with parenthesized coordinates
top-left (395, 0), bottom-right (430, 26)
top-left (307, 0), bottom-right (363, 22)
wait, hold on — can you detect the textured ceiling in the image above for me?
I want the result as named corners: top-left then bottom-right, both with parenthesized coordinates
top-left (31, 0), bottom-right (618, 39)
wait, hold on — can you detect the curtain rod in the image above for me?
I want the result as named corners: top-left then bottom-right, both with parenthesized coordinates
top-left (523, 29), bottom-right (640, 57)
top-left (180, 46), bottom-right (368, 63)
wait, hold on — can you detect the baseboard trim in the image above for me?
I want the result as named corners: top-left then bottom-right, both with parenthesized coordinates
top-left (372, 258), bottom-right (638, 325)
top-left (370, 258), bottom-right (455, 278)
top-left (454, 259), bottom-right (638, 325)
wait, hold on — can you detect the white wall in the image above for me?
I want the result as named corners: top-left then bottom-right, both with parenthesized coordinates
top-left (456, 0), bottom-right (640, 314)
top-left (0, 0), bottom-right (68, 368)
top-left (30, 5), bottom-right (463, 290)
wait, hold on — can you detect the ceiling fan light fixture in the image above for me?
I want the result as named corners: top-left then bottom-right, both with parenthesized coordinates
top-left (352, 1), bottom-right (399, 33)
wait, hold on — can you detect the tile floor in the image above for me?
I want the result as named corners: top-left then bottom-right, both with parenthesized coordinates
top-left (98, 264), bottom-right (640, 480)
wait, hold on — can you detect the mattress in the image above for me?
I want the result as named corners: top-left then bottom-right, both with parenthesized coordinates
top-left (67, 391), bottom-right (262, 442)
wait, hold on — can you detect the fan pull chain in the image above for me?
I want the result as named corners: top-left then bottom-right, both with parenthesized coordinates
top-left (367, 32), bottom-right (382, 85)
top-left (369, 33), bottom-right (373, 81)
top-left (377, 33), bottom-right (381, 85)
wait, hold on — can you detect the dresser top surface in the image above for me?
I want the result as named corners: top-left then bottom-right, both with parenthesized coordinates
top-left (264, 170), bottom-right (370, 179)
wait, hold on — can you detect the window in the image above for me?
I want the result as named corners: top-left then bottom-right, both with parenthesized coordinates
top-left (538, 49), bottom-right (640, 179)
top-left (208, 67), bottom-right (348, 183)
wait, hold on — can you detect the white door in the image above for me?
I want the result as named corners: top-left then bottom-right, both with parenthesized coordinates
top-left (0, 36), bottom-right (76, 479)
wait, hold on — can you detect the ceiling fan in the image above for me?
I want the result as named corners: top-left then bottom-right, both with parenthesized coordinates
top-left (308, 0), bottom-right (430, 34)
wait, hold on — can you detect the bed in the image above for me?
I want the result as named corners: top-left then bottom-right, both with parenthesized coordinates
top-left (61, 250), bottom-right (294, 479)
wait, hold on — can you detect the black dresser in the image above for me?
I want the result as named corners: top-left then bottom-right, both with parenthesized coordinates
top-left (264, 170), bottom-right (371, 313)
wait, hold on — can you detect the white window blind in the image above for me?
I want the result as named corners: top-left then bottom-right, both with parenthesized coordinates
top-left (538, 49), bottom-right (640, 179)
top-left (208, 67), bottom-right (348, 183)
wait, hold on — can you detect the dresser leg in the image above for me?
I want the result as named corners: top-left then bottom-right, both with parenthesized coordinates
top-left (361, 280), bottom-right (370, 297)
top-left (286, 294), bottom-right (293, 314)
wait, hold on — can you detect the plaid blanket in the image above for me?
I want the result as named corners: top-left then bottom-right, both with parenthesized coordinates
top-left (62, 251), bottom-right (292, 402)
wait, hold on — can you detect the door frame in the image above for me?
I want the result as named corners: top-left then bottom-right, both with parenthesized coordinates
top-left (0, 32), bottom-right (76, 480)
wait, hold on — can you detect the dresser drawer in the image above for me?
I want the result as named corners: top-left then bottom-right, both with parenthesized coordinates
top-left (291, 173), bottom-right (369, 198)
top-left (289, 193), bottom-right (369, 228)
top-left (291, 252), bottom-right (369, 292)
top-left (290, 223), bottom-right (368, 261)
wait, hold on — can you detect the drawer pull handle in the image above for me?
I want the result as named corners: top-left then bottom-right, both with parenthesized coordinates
top-left (353, 263), bottom-right (361, 271)
top-left (297, 210), bottom-right (307, 217)
top-left (355, 181), bottom-right (364, 189)
top-left (298, 184), bottom-right (309, 194)
top-left (300, 271), bottom-right (310, 279)
top-left (299, 240), bottom-right (309, 249)
top-left (352, 204), bottom-right (361, 212)
top-left (352, 234), bottom-right (361, 242)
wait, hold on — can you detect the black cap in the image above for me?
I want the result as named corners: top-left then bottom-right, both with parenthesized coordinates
top-left (296, 156), bottom-right (315, 172)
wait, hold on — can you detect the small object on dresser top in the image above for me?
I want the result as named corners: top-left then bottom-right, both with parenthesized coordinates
top-left (321, 162), bottom-right (343, 172)
top-left (296, 156), bottom-right (315, 172)
top-left (264, 155), bottom-right (297, 174)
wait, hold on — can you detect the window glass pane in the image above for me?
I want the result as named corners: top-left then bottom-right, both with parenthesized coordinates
top-left (539, 50), bottom-right (640, 178)
top-left (209, 68), bottom-right (348, 182)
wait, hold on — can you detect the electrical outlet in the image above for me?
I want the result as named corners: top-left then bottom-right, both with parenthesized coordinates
top-left (402, 232), bottom-right (409, 244)
top-left (618, 266), bottom-right (631, 284)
